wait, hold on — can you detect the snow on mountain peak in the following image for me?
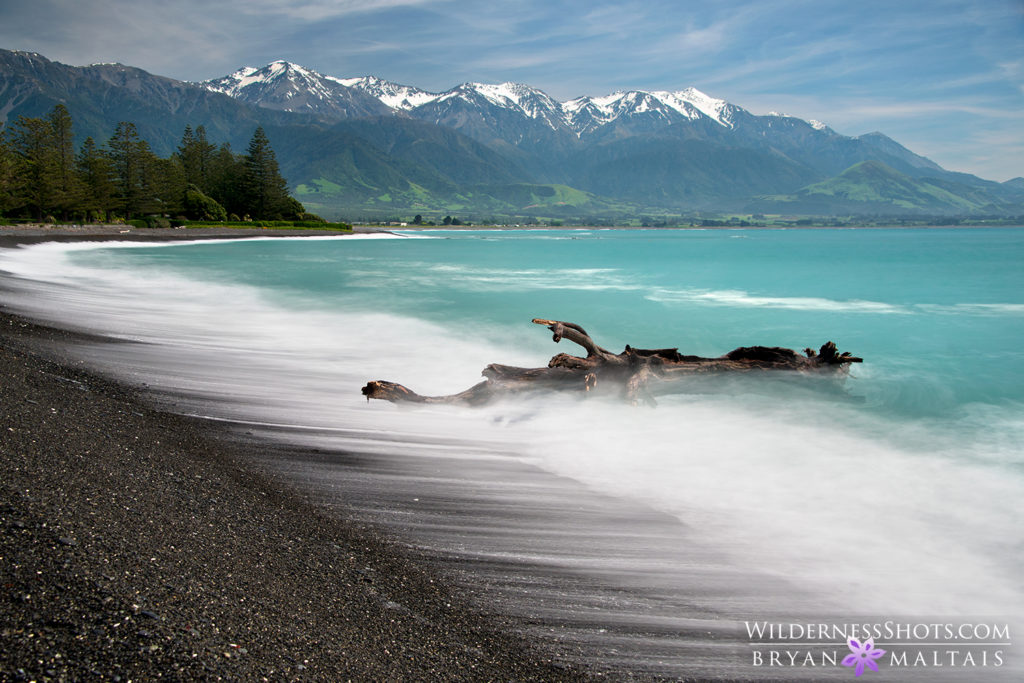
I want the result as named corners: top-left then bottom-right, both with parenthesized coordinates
top-left (468, 82), bottom-right (527, 105)
top-left (334, 75), bottom-right (438, 110)
top-left (204, 61), bottom-right (335, 95)
top-left (275, 61), bottom-right (300, 76)
top-left (202, 66), bottom-right (257, 95)
top-left (264, 61), bottom-right (323, 85)
top-left (198, 60), bottom-right (398, 116)
top-left (560, 87), bottom-right (733, 131)
top-left (430, 81), bottom-right (564, 122)
top-left (665, 87), bottom-right (732, 127)
top-left (767, 111), bottom-right (830, 131)
top-left (202, 62), bottom-right (836, 139)
top-left (447, 82), bottom-right (503, 101)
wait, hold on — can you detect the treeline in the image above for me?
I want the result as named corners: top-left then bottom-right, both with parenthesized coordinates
top-left (0, 104), bottom-right (322, 224)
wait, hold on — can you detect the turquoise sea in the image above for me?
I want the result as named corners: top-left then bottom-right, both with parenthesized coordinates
top-left (2, 227), bottom-right (1022, 678)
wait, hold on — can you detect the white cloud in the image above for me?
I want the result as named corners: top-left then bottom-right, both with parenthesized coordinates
top-left (232, 0), bottom-right (447, 22)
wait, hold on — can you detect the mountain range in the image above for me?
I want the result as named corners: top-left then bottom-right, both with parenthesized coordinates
top-left (2, 49), bottom-right (1021, 221)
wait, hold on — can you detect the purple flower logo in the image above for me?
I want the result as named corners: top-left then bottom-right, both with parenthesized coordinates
top-left (842, 637), bottom-right (886, 677)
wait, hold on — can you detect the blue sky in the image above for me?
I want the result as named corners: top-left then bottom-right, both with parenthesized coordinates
top-left (2, 0), bottom-right (1022, 180)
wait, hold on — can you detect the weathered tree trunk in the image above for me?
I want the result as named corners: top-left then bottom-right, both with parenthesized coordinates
top-left (361, 318), bottom-right (862, 407)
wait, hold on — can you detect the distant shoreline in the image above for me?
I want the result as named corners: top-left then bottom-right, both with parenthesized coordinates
top-left (0, 224), bottom-right (361, 246)
top-left (2, 223), bottom-right (1019, 248)
top-left (367, 222), bottom-right (1023, 231)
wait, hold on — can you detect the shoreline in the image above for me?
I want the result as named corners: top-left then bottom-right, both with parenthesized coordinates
top-left (357, 223), bottom-right (1024, 231)
top-left (3, 222), bottom-right (1020, 245)
top-left (0, 224), bottom-right (365, 246)
top-left (0, 230), bottom-right (587, 681)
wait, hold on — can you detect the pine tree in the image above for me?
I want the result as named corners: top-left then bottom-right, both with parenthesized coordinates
top-left (0, 129), bottom-right (23, 217)
top-left (144, 155), bottom-right (185, 216)
top-left (241, 126), bottom-right (289, 220)
top-left (76, 137), bottom-right (117, 222)
top-left (208, 142), bottom-right (244, 218)
top-left (48, 104), bottom-right (82, 220)
top-left (177, 124), bottom-right (218, 209)
top-left (193, 125), bottom-right (216, 194)
top-left (107, 121), bottom-right (150, 218)
top-left (10, 115), bottom-right (58, 221)
top-left (177, 125), bottom-right (198, 185)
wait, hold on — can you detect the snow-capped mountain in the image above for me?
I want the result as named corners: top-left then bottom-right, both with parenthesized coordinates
top-left (406, 82), bottom-right (575, 159)
top-left (201, 61), bottom-right (392, 119)
top-left (431, 82), bottom-right (567, 128)
top-left (201, 62), bottom-right (754, 138)
top-left (198, 60), bottom-right (952, 182)
top-left (332, 75), bottom-right (437, 111)
top-left (563, 87), bottom-right (737, 135)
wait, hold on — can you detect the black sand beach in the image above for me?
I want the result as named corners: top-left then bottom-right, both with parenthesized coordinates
top-left (0, 227), bottom-right (588, 681)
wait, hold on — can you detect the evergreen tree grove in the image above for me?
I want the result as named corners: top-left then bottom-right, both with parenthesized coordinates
top-left (0, 105), bottom-right (312, 224)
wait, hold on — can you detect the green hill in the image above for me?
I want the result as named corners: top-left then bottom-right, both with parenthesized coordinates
top-left (749, 161), bottom-right (1024, 215)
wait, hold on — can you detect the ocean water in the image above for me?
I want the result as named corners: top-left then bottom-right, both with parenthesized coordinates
top-left (2, 227), bottom-right (1022, 678)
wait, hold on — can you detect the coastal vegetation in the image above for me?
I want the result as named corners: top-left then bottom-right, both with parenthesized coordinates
top-left (0, 104), bottom-right (348, 229)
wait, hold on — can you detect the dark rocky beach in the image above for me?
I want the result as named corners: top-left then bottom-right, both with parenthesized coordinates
top-left (0, 226), bottom-right (588, 682)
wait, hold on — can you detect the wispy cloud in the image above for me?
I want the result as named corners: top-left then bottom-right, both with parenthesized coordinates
top-left (835, 101), bottom-right (1023, 121)
top-left (234, 0), bottom-right (447, 22)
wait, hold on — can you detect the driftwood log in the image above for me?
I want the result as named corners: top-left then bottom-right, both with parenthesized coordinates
top-left (361, 318), bottom-right (862, 407)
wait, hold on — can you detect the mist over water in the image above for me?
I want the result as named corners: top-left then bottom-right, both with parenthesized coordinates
top-left (2, 228), bottom-right (1022, 678)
